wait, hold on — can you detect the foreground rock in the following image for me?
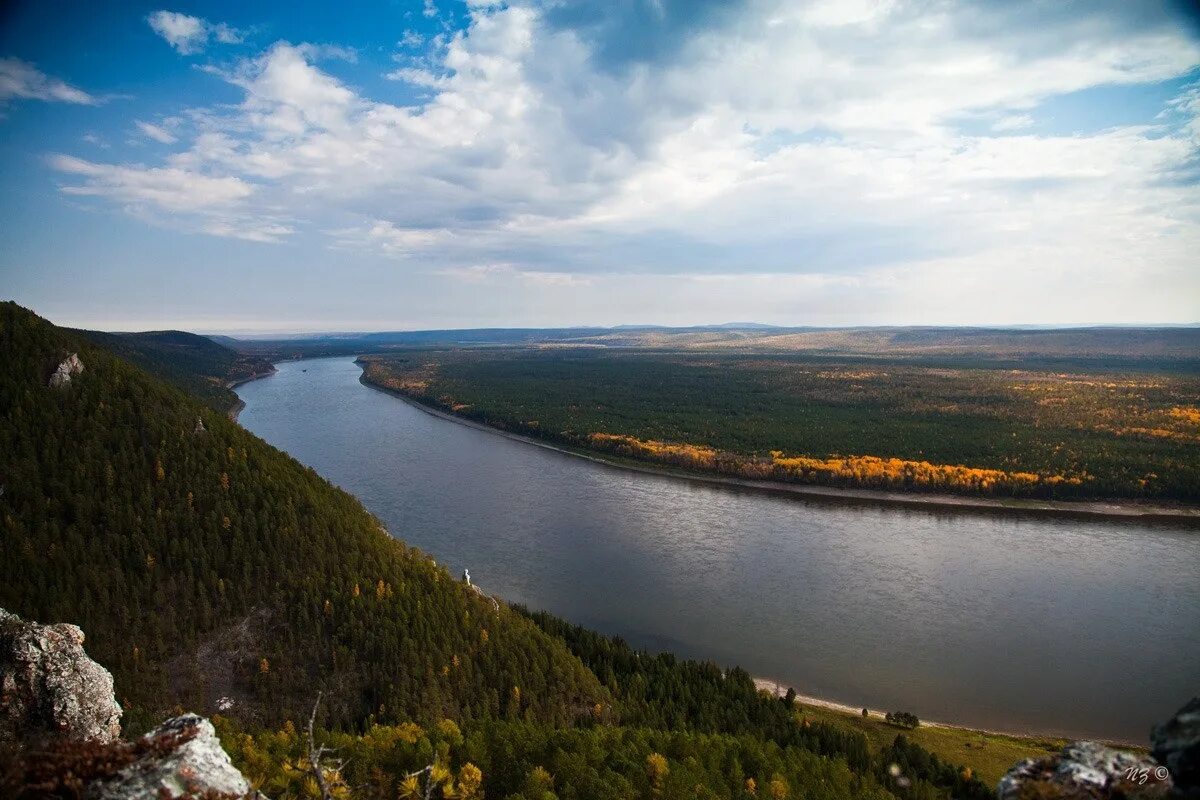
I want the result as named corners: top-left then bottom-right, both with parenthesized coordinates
top-left (0, 607), bottom-right (122, 744)
top-left (998, 740), bottom-right (1172, 800)
top-left (88, 714), bottom-right (253, 800)
top-left (1153, 698), bottom-right (1200, 799)
top-left (1, 609), bottom-right (256, 798)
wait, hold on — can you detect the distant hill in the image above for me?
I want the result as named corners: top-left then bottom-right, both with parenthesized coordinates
top-left (223, 324), bottom-right (1200, 372)
top-left (1, 302), bottom-right (606, 731)
top-left (75, 329), bottom-right (274, 413)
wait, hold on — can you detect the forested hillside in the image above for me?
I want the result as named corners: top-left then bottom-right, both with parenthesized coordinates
top-left (0, 302), bottom-right (605, 732)
top-left (76, 328), bottom-right (273, 413)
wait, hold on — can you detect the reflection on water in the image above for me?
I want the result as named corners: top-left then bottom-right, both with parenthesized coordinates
top-left (237, 356), bottom-right (1200, 742)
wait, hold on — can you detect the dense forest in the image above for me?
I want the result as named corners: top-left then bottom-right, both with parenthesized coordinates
top-left (359, 348), bottom-right (1200, 504)
top-left (76, 328), bottom-right (273, 413)
top-left (0, 302), bottom-right (998, 798)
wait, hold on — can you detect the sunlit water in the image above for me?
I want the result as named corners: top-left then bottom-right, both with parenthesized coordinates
top-left (237, 357), bottom-right (1200, 742)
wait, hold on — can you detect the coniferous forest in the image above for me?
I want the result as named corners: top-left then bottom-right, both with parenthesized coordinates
top-left (0, 301), bottom-right (997, 798)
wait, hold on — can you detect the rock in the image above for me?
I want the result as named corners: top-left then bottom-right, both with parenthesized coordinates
top-left (1153, 698), bottom-right (1200, 798)
top-left (998, 740), bottom-right (1172, 800)
top-left (48, 353), bottom-right (84, 388)
top-left (0, 607), bottom-right (122, 744)
top-left (88, 714), bottom-right (253, 800)
top-left (195, 416), bottom-right (207, 435)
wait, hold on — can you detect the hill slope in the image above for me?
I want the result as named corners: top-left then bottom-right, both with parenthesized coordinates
top-left (0, 302), bottom-right (606, 732)
top-left (76, 328), bottom-right (274, 413)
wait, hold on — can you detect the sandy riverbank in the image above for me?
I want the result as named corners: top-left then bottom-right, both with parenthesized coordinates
top-left (353, 366), bottom-right (1200, 525)
top-left (751, 677), bottom-right (1145, 749)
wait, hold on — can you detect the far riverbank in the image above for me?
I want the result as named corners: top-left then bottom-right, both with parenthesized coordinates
top-left (354, 363), bottom-right (1200, 526)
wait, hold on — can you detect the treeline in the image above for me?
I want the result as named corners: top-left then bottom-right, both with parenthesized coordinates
top-left (519, 609), bottom-right (990, 800)
top-left (1, 302), bottom-right (605, 732)
top-left (217, 714), bottom-right (908, 800)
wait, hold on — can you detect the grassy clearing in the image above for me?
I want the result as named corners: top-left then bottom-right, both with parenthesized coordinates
top-left (796, 704), bottom-right (1069, 787)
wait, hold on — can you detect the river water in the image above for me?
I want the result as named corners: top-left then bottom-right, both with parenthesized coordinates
top-left (237, 356), bottom-right (1200, 742)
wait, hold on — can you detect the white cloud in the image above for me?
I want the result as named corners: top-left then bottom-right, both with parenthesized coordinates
top-left (0, 58), bottom-right (96, 105)
top-left (147, 10), bottom-right (243, 55)
top-left (52, 1), bottom-right (1200, 321)
top-left (135, 120), bottom-right (177, 143)
top-left (51, 154), bottom-right (254, 209)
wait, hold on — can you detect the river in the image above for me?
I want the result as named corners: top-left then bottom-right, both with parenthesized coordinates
top-left (236, 356), bottom-right (1200, 742)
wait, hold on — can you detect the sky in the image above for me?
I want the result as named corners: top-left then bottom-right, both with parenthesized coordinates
top-left (1, 0), bottom-right (1199, 333)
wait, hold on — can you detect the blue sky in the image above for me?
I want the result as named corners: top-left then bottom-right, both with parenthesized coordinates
top-left (1, 0), bottom-right (1198, 332)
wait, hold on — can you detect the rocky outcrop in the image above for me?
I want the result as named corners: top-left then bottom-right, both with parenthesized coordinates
top-left (1153, 699), bottom-right (1200, 799)
top-left (48, 353), bottom-right (84, 387)
top-left (88, 714), bottom-right (253, 800)
top-left (998, 741), bottom-right (1172, 800)
top-left (1, 609), bottom-right (256, 798)
top-left (0, 608), bottom-right (122, 744)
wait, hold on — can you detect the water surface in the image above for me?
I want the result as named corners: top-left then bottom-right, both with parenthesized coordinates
top-left (238, 357), bottom-right (1200, 742)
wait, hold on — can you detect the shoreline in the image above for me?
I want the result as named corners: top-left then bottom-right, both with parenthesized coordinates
top-left (351, 366), bottom-right (1200, 526)
top-left (225, 365), bottom-right (279, 421)
top-left (750, 677), bottom-right (1140, 748)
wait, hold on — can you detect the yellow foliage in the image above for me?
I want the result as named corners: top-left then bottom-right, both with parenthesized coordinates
top-left (1169, 406), bottom-right (1200, 425)
top-left (589, 433), bottom-right (718, 468)
top-left (646, 752), bottom-right (670, 793)
top-left (588, 432), bottom-right (1089, 493)
top-left (456, 762), bottom-right (483, 799)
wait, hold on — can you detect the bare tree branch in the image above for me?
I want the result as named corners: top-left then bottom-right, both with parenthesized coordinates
top-left (307, 692), bottom-right (335, 800)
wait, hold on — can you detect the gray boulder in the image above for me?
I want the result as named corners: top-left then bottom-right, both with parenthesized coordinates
top-left (88, 714), bottom-right (253, 800)
top-left (998, 740), bottom-right (1172, 800)
top-left (0, 607), bottom-right (122, 744)
top-left (1153, 698), bottom-right (1200, 799)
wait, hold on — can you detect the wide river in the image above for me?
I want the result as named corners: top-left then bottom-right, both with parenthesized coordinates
top-left (237, 357), bottom-right (1199, 742)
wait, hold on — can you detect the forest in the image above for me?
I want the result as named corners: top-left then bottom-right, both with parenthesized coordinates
top-left (77, 328), bottom-right (273, 413)
top-left (358, 347), bottom-right (1200, 504)
top-left (0, 302), bottom-right (1000, 799)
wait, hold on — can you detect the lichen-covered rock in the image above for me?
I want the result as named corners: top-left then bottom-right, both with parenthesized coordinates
top-left (88, 714), bottom-right (253, 800)
top-left (1153, 698), bottom-right (1200, 799)
top-left (0, 607), bottom-right (122, 744)
top-left (48, 353), bottom-right (84, 387)
top-left (998, 740), bottom-right (1172, 800)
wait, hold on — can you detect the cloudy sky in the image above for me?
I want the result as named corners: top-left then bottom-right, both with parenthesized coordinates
top-left (1, 0), bottom-right (1198, 332)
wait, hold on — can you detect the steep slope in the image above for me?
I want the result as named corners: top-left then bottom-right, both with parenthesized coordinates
top-left (0, 302), bottom-right (607, 732)
top-left (75, 329), bottom-right (273, 413)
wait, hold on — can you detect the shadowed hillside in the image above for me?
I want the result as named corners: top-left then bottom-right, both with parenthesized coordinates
top-left (76, 328), bottom-right (274, 413)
